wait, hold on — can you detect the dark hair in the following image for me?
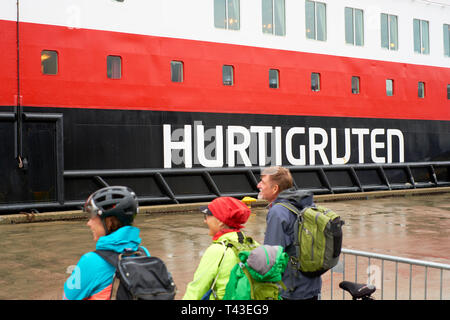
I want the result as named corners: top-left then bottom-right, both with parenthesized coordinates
top-left (105, 216), bottom-right (123, 233)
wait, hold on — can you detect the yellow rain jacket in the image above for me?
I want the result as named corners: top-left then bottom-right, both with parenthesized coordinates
top-left (183, 231), bottom-right (258, 300)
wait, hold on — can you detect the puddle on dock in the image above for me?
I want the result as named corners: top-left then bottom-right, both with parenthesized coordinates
top-left (0, 193), bottom-right (449, 300)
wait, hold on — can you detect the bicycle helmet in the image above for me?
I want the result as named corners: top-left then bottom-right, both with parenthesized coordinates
top-left (84, 186), bottom-right (139, 227)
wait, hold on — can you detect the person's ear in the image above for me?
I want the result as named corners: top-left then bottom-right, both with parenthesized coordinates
top-left (272, 184), bottom-right (279, 194)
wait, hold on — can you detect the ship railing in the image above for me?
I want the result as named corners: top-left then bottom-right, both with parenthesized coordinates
top-left (323, 248), bottom-right (450, 300)
top-left (66, 161), bottom-right (450, 202)
top-left (1, 161), bottom-right (450, 213)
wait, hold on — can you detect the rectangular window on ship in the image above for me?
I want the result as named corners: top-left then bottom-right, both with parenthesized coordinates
top-left (262, 0), bottom-right (286, 36)
top-left (306, 1), bottom-right (326, 41)
top-left (269, 69), bottom-right (279, 88)
top-left (214, 0), bottom-right (240, 30)
top-left (41, 50), bottom-right (58, 75)
top-left (311, 73), bottom-right (320, 92)
top-left (381, 13), bottom-right (398, 50)
top-left (171, 61), bottom-right (184, 83)
top-left (414, 19), bottom-right (430, 54)
top-left (418, 81), bottom-right (425, 98)
top-left (107, 55), bottom-right (122, 79)
top-left (386, 79), bottom-right (394, 96)
top-left (444, 24), bottom-right (450, 57)
top-left (345, 7), bottom-right (364, 46)
top-left (223, 65), bottom-right (234, 86)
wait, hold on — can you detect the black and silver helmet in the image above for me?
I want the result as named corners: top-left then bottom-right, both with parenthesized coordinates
top-left (84, 186), bottom-right (139, 226)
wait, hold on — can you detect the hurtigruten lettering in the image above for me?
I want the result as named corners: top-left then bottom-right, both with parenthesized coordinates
top-left (163, 122), bottom-right (404, 168)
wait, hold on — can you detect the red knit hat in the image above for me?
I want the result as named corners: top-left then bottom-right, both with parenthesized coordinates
top-left (200, 197), bottom-right (251, 229)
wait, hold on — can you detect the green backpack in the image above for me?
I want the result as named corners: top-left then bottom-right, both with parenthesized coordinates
top-left (276, 202), bottom-right (344, 278)
top-left (214, 232), bottom-right (288, 300)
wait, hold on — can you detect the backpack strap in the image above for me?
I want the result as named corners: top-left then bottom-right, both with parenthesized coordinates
top-left (224, 231), bottom-right (248, 257)
top-left (95, 247), bottom-right (147, 266)
top-left (274, 202), bottom-right (309, 217)
top-left (95, 250), bottom-right (120, 268)
top-left (95, 247), bottom-right (148, 263)
top-left (237, 231), bottom-right (245, 244)
top-left (94, 250), bottom-right (121, 299)
top-left (202, 240), bottom-right (229, 300)
top-left (219, 232), bottom-right (256, 299)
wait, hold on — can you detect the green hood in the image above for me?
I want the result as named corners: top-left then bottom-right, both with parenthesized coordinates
top-left (239, 245), bottom-right (288, 282)
top-left (223, 245), bottom-right (288, 300)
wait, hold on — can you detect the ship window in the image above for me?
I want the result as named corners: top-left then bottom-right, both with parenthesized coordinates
top-left (345, 7), bottom-right (364, 46)
top-left (41, 50), bottom-right (58, 75)
top-left (223, 65), bottom-right (234, 86)
top-left (262, 0), bottom-right (286, 36)
top-left (306, 0), bottom-right (326, 41)
top-left (444, 24), bottom-right (450, 57)
top-left (418, 81), bottom-right (425, 98)
top-left (269, 69), bottom-right (279, 88)
top-left (107, 55), bottom-right (122, 79)
top-left (447, 84), bottom-right (450, 100)
top-left (386, 79), bottom-right (394, 96)
top-left (381, 14), bottom-right (398, 50)
top-left (170, 61), bottom-right (184, 83)
top-left (351, 76), bottom-right (360, 94)
top-left (311, 73), bottom-right (320, 92)
top-left (414, 19), bottom-right (430, 54)
top-left (214, 0), bottom-right (240, 30)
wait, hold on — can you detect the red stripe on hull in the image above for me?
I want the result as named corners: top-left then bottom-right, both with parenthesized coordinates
top-left (1, 20), bottom-right (450, 120)
top-left (0, 20), bottom-right (18, 106)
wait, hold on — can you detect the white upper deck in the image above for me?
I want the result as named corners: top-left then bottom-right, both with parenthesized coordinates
top-left (1, 0), bottom-right (450, 68)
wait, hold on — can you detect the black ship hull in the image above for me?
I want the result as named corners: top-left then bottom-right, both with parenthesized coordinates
top-left (1, 106), bottom-right (449, 213)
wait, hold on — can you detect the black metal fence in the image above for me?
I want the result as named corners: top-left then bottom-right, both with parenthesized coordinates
top-left (2, 161), bottom-right (449, 214)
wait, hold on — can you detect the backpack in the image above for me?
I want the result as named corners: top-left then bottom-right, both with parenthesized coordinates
top-left (276, 202), bottom-right (344, 278)
top-left (95, 247), bottom-right (177, 300)
top-left (209, 232), bottom-right (288, 300)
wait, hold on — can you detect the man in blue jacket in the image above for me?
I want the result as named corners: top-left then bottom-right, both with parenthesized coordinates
top-left (63, 186), bottom-right (149, 300)
top-left (257, 166), bottom-right (322, 300)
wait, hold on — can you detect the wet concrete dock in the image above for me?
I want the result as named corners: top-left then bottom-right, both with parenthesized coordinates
top-left (0, 192), bottom-right (449, 300)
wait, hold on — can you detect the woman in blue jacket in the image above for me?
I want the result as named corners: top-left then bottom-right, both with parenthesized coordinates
top-left (63, 186), bottom-right (149, 300)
